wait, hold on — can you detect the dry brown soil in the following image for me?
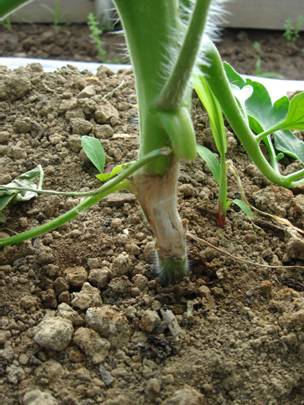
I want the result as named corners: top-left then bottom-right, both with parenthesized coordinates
top-left (1, 24), bottom-right (304, 79)
top-left (0, 57), bottom-right (304, 404)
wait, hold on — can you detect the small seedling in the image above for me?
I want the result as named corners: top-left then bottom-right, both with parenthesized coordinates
top-left (42, 0), bottom-right (63, 30)
top-left (283, 16), bottom-right (304, 43)
top-left (87, 12), bottom-right (107, 62)
top-left (0, 15), bottom-right (12, 31)
top-left (252, 41), bottom-right (283, 79)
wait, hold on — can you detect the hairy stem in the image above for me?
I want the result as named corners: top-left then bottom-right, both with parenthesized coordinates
top-left (157, 0), bottom-right (212, 110)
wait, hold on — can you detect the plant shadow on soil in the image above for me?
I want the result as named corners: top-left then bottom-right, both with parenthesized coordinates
top-left (0, 61), bottom-right (304, 404)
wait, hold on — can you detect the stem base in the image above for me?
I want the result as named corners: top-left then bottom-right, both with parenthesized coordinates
top-left (133, 160), bottom-right (188, 286)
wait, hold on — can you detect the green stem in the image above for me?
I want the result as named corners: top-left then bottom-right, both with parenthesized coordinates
top-left (202, 40), bottom-right (294, 188)
top-left (157, 0), bottom-right (212, 110)
top-left (114, 0), bottom-right (178, 174)
top-left (263, 137), bottom-right (280, 173)
top-left (286, 168), bottom-right (304, 183)
top-left (114, 0), bottom-right (199, 174)
top-left (256, 122), bottom-right (284, 143)
top-left (0, 186), bottom-right (116, 197)
top-left (0, 148), bottom-right (170, 247)
top-left (217, 154), bottom-right (228, 227)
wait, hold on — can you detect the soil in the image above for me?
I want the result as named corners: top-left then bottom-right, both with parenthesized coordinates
top-left (0, 52), bottom-right (304, 404)
top-left (1, 24), bottom-right (304, 79)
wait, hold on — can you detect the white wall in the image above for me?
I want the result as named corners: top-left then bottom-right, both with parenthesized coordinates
top-left (10, 0), bottom-right (304, 30)
top-left (10, 0), bottom-right (95, 23)
top-left (225, 0), bottom-right (304, 30)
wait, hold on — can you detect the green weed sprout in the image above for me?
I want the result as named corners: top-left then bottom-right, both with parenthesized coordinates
top-left (252, 41), bottom-right (283, 79)
top-left (283, 16), bottom-right (304, 43)
top-left (42, 0), bottom-right (63, 29)
top-left (87, 12), bottom-right (107, 62)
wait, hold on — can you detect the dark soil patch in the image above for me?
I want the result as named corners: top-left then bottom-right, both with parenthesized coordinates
top-left (1, 24), bottom-right (304, 79)
top-left (0, 61), bottom-right (304, 404)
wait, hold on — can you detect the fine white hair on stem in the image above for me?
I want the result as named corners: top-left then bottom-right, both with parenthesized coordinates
top-left (158, 0), bottom-right (229, 92)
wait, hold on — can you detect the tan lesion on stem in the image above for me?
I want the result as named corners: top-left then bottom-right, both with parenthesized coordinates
top-left (132, 159), bottom-right (187, 264)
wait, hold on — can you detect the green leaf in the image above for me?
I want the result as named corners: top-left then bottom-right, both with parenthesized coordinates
top-left (273, 130), bottom-right (304, 162)
top-left (280, 92), bottom-right (304, 131)
top-left (0, 165), bottom-right (44, 211)
top-left (0, 194), bottom-right (14, 211)
top-left (224, 62), bottom-right (246, 88)
top-left (232, 199), bottom-right (254, 219)
top-left (197, 144), bottom-right (220, 184)
top-left (225, 66), bottom-right (304, 163)
top-left (96, 162), bottom-right (133, 182)
top-left (81, 136), bottom-right (105, 173)
top-left (194, 75), bottom-right (227, 156)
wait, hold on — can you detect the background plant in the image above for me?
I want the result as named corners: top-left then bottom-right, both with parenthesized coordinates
top-left (283, 16), bottom-right (304, 43)
top-left (87, 12), bottom-right (107, 62)
top-left (252, 41), bottom-right (283, 79)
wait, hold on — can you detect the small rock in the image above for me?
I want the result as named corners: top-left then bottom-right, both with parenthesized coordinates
top-left (6, 364), bottom-right (25, 384)
top-left (58, 291), bottom-right (71, 304)
top-left (87, 258), bottom-right (101, 269)
top-left (95, 124), bottom-right (114, 139)
top-left (99, 364), bottom-right (114, 386)
top-left (34, 317), bottom-right (74, 351)
top-left (88, 268), bottom-right (111, 289)
top-left (286, 236), bottom-right (304, 261)
top-left (54, 277), bottom-right (69, 295)
top-left (59, 98), bottom-right (78, 112)
top-left (14, 117), bottom-right (31, 133)
top-left (146, 377), bottom-right (161, 396)
top-left (64, 266), bottom-right (88, 288)
top-left (68, 135), bottom-right (82, 152)
top-left (103, 276), bottom-right (133, 303)
top-left (86, 306), bottom-right (130, 347)
top-left (132, 274), bottom-right (149, 289)
top-left (41, 288), bottom-right (57, 309)
top-left (23, 389), bottom-right (58, 405)
top-left (1, 74), bottom-right (31, 101)
top-left (94, 102), bottom-right (119, 124)
top-left (35, 359), bottom-right (64, 381)
top-left (143, 241), bottom-right (155, 263)
top-left (71, 282), bottom-right (102, 310)
top-left (73, 327), bottom-right (110, 364)
top-left (56, 303), bottom-right (82, 326)
top-left (70, 118), bottom-right (93, 134)
top-left (179, 184), bottom-right (195, 198)
top-left (20, 295), bottom-right (38, 310)
top-left (287, 309), bottom-right (304, 329)
top-left (163, 386), bottom-right (206, 405)
top-left (78, 85), bottom-right (96, 98)
top-left (291, 194), bottom-right (304, 216)
top-left (139, 310), bottom-right (161, 333)
top-left (259, 280), bottom-right (272, 298)
top-left (111, 252), bottom-right (131, 277)
top-left (0, 131), bottom-right (9, 143)
top-left (103, 193), bottom-right (136, 207)
top-left (0, 330), bottom-right (11, 346)
top-left (253, 186), bottom-right (293, 216)
top-left (8, 145), bottom-right (27, 159)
